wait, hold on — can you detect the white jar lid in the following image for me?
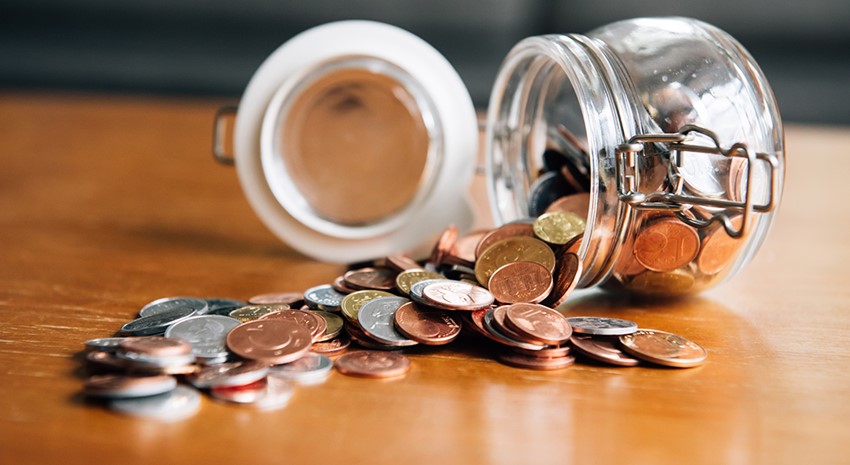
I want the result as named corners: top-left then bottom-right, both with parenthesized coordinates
top-left (234, 20), bottom-right (478, 263)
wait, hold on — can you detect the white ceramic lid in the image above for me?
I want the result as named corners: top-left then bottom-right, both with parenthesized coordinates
top-left (234, 20), bottom-right (477, 263)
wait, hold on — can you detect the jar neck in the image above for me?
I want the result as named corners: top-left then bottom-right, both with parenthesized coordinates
top-left (485, 33), bottom-right (641, 288)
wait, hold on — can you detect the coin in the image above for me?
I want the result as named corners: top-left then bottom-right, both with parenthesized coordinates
top-left (84, 373), bottom-right (177, 398)
top-left (358, 297), bottom-right (417, 346)
top-left (334, 350), bottom-right (411, 379)
top-left (340, 290), bottom-right (394, 324)
top-left (109, 385), bottom-right (200, 421)
top-left (619, 329), bottom-right (707, 368)
top-left (483, 307), bottom-right (546, 350)
top-left (429, 225), bottom-right (458, 267)
top-left (311, 333), bottom-right (351, 355)
top-left (474, 222), bottom-right (535, 259)
top-left (186, 361), bottom-right (269, 389)
top-left (628, 269), bottom-right (695, 295)
top-left (421, 280), bottom-right (494, 311)
top-left (488, 261), bottom-right (553, 304)
top-left (633, 218), bottom-right (700, 272)
top-left (449, 229), bottom-right (487, 266)
top-left (528, 171), bottom-right (574, 217)
top-left (226, 319), bottom-right (313, 365)
top-left (306, 310), bottom-right (344, 342)
top-left (498, 352), bottom-right (575, 370)
top-left (229, 304), bottom-right (288, 322)
top-left (697, 217), bottom-right (744, 275)
top-left (542, 251), bottom-right (581, 308)
top-left (567, 316), bottom-right (638, 336)
top-left (304, 284), bottom-right (346, 311)
top-left (139, 297), bottom-right (208, 318)
top-left (511, 344), bottom-right (571, 358)
top-left (332, 275), bottom-right (359, 294)
top-left (164, 315), bottom-right (241, 359)
top-left (84, 337), bottom-right (131, 353)
top-left (569, 334), bottom-right (639, 366)
top-left (248, 292), bottom-right (304, 306)
top-left (533, 211), bottom-right (586, 246)
top-left (119, 336), bottom-right (192, 357)
top-left (86, 351), bottom-right (127, 371)
top-left (120, 307), bottom-right (196, 336)
top-left (205, 298), bottom-right (248, 316)
top-left (545, 193), bottom-right (590, 217)
top-left (393, 301), bottom-right (461, 345)
top-left (504, 303), bottom-right (572, 345)
top-left (475, 236), bottom-right (556, 287)
top-left (395, 269), bottom-right (444, 295)
top-left (343, 267), bottom-right (397, 291)
top-left (260, 309), bottom-right (326, 341)
top-left (268, 352), bottom-right (334, 385)
top-left (209, 378), bottom-right (269, 403)
top-left (382, 254), bottom-right (422, 273)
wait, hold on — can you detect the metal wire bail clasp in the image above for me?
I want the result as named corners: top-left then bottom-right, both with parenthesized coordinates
top-left (615, 125), bottom-right (781, 239)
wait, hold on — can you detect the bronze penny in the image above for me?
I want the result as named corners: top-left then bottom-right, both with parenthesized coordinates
top-left (343, 267), bottom-right (397, 291)
top-left (498, 352), bottom-right (574, 370)
top-left (618, 329), bottom-right (707, 368)
top-left (449, 229), bottom-right (488, 266)
top-left (570, 334), bottom-right (640, 367)
top-left (697, 217), bottom-right (744, 275)
top-left (511, 344), bottom-right (571, 359)
top-left (260, 309), bottom-right (326, 341)
top-left (226, 319), bottom-right (312, 365)
top-left (475, 236), bottom-right (556, 287)
top-left (186, 361), bottom-right (269, 388)
top-left (429, 224), bottom-right (458, 267)
top-left (86, 351), bottom-right (127, 371)
top-left (474, 222), bottom-right (535, 259)
top-left (307, 310), bottom-right (344, 342)
top-left (248, 292), bottom-right (304, 306)
top-left (84, 373), bottom-right (177, 398)
top-left (541, 251), bottom-right (582, 308)
top-left (421, 280), bottom-right (494, 311)
top-left (490, 305), bottom-right (546, 347)
top-left (334, 350), bottom-right (411, 379)
top-left (311, 333), bottom-right (351, 356)
top-left (393, 301), bottom-right (461, 345)
top-left (504, 303), bottom-right (572, 345)
top-left (545, 193), bottom-right (590, 217)
top-left (119, 336), bottom-right (192, 357)
top-left (488, 261), bottom-right (553, 304)
top-left (628, 269), bottom-right (695, 295)
top-left (633, 218), bottom-right (700, 272)
top-left (383, 254), bottom-right (422, 273)
top-left (332, 275), bottom-right (359, 294)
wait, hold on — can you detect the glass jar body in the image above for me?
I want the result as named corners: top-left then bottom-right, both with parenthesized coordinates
top-left (485, 17), bottom-right (784, 295)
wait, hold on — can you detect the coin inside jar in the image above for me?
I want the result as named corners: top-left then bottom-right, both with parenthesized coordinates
top-left (633, 218), bottom-right (700, 272)
top-left (533, 211), bottom-right (585, 245)
top-left (343, 267), bottom-right (397, 291)
top-left (260, 309), bottom-right (326, 341)
top-left (569, 334), bottom-right (639, 366)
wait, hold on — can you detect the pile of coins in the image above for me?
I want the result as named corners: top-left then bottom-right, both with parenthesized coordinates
top-left (80, 214), bottom-right (706, 420)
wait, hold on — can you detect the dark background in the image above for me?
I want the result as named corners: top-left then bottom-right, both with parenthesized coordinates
top-left (2, 0), bottom-right (848, 124)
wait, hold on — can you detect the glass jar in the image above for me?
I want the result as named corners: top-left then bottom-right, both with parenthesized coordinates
top-left (217, 17), bottom-right (784, 296)
top-left (485, 17), bottom-right (783, 295)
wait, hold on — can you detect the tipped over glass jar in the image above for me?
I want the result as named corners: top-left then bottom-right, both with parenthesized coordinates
top-left (216, 17), bottom-right (784, 297)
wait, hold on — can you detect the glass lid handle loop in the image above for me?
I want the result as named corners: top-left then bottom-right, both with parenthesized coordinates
top-left (615, 124), bottom-right (781, 239)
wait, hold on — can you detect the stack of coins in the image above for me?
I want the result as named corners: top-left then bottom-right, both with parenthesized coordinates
top-left (80, 212), bottom-right (707, 419)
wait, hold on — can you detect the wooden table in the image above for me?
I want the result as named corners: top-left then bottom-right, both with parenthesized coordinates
top-left (1, 93), bottom-right (848, 465)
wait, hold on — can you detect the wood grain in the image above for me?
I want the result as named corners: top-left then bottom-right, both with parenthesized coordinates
top-left (1, 92), bottom-right (849, 465)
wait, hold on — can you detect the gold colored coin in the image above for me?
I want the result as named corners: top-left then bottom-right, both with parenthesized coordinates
top-left (627, 269), bottom-right (695, 295)
top-left (533, 211), bottom-right (586, 245)
top-left (395, 269), bottom-right (444, 295)
top-left (228, 304), bottom-right (289, 322)
top-left (474, 236), bottom-right (556, 287)
top-left (340, 290), bottom-right (394, 324)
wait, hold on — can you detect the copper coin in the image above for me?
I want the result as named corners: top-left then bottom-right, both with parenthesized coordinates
top-left (84, 374), bottom-right (177, 398)
top-left (226, 319), bottom-right (313, 365)
top-left (633, 218), bottom-right (700, 272)
top-left (697, 217), bottom-right (744, 275)
top-left (344, 321), bottom-right (399, 349)
top-left (429, 224), bottom-right (458, 267)
top-left (118, 336), bottom-right (192, 357)
top-left (332, 275), bottom-right (359, 294)
top-left (450, 229), bottom-right (488, 266)
top-left (628, 269), bottom-right (695, 295)
top-left (488, 306), bottom-right (547, 348)
top-left (498, 352), bottom-right (575, 370)
top-left (545, 192), bottom-right (590, 217)
top-left (504, 303), bottom-right (572, 345)
top-left (311, 333), bottom-right (351, 355)
top-left (487, 261), bottom-right (553, 304)
top-left (542, 251), bottom-right (582, 307)
top-left (383, 254), bottom-right (422, 273)
top-left (474, 222), bottom-right (536, 259)
top-left (570, 334), bottom-right (639, 366)
top-left (393, 302), bottom-right (461, 345)
top-left (463, 309), bottom-right (505, 344)
top-left (260, 309), bottom-right (326, 341)
top-left (474, 236), bottom-right (556, 287)
top-left (619, 329), bottom-right (707, 368)
top-left (248, 292), bottom-right (305, 306)
top-left (343, 267), bottom-right (397, 291)
top-left (307, 310), bottom-right (344, 342)
top-left (421, 280), bottom-right (494, 311)
top-left (334, 350), bottom-right (411, 379)
top-left (511, 344), bottom-right (572, 358)
top-left (186, 361), bottom-right (269, 388)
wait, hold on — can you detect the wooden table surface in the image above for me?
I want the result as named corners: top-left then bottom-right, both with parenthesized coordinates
top-left (1, 93), bottom-right (848, 465)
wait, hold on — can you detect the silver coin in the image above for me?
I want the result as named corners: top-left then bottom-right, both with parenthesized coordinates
top-left (268, 352), bottom-right (333, 385)
top-left (120, 307), bottom-right (196, 336)
top-left (139, 297), bottom-right (208, 318)
top-left (116, 350), bottom-right (196, 368)
top-left (677, 151), bottom-right (727, 198)
top-left (84, 337), bottom-right (131, 353)
top-left (408, 279), bottom-right (453, 306)
top-left (109, 385), bottom-right (201, 421)
top-left (304, 285), bottom-right (345, 311)
top-left (566, 316), bottom-right (638, 336)
top-left (358, 297), bottom-right (417, 346)
top-left (187, 361), bottom-right (269, 389)
top-left (482, 308), bottom-right (545, 351)
top-left (204, 298), bottom-right (247, 316)
top-left (164, 315), bottom-right (240, 359)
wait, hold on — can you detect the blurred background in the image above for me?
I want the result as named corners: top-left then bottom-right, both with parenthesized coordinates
top-left (1, 0), bottom-right (848, 124)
